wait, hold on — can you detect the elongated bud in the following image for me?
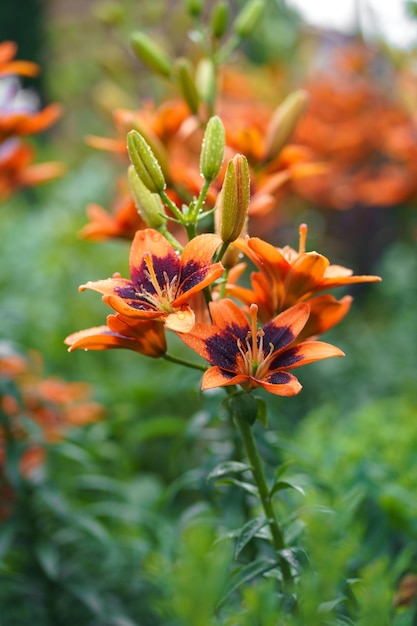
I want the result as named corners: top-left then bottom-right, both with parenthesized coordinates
top-left (233, 0), bottom-right (265, 38)
top-left (195, 58), bottom-right (216, 108)
top-left (174, 58), bottom-right (200, 115)
top-left (218, 154), bottom-right (250, 244)
top-left (127, 130), bottom-right (166, 193)
top-left (200, 116), bottom-right (225, 181)
top-left (130, 32), bottom-right (171, 77)
top-left (184, 0), bottom-right (203, 17)
top-left (211, 1), bottom-right (229, 39)
top-left (128, 165), bottom-right (166, 229)
top-left (264, 90), bottom-right (309, 161)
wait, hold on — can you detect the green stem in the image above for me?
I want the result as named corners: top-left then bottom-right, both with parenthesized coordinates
top-left (234, 412), bottom-right (292, 583)
top-left (159, 190), bottom-right (184, 222)
top-left (192, 178), bottom-right (212, 221)
top-left (214, 241), bottom-right (230, 263)
top-left (159, 226), bottom-right (183, 252)
top-left (163, 352), bottom-right (207, 372)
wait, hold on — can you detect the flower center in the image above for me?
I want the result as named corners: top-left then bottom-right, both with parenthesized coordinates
top-left (236, 304), bottom-right (275, 380)
top-left (138, 252), bottom-right (178, 313)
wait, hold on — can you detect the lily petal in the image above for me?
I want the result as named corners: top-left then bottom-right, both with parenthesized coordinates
top-left (165, 307), bottom-right (195, 332)
top-left (202, 366), bottom-right (249, 390)
top-left (259, 371), bottom-right (302, 396)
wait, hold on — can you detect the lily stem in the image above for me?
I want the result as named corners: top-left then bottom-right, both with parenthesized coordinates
top-left (234, 412), bottom-right (292, 583)
top-left (163, 353), bottom-right (207, 372)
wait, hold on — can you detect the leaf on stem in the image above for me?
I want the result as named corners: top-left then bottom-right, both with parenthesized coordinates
top-left (234, 516), bottom-right (270, 558)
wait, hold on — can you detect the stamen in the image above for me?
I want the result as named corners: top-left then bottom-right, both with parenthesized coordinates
top-left (298, 223), bottom-right (308, 255)
top-left (143, 252), bottom-right (163, 299)
top-left (235, 305), bottom-right (278, 380)
top-left (249, 304), bottom-right (259, 364)
top-left (139, 253), bottom-right (178, 312)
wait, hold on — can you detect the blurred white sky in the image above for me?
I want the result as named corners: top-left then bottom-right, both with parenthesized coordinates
top-left (286, 0), bottom-right (417, 49)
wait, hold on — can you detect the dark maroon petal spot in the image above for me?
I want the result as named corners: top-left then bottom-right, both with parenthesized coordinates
top-left (205, 331), bottom-right (239, 369)
top-left (262, 322), bottom-right (295, 351)
top-left (218, 370), bottom-right (235, 380)
top-left (180, 259), bottom-right (203, 283)
top-left (115, 285), bottom-right (139, 299)
top-left (266, 371), bottom-right (292, 385)
top-left (124, 300), bottom-right (155, 311)
top-left (269, 346), bottom-right (304, 370)
top-left (180, 266), bottom-right (210, 294)
top-left (228, 322), bottom-right (248, 343)
top-left (131, 252), bottom-right (180, 293)
top-left (114, 286), bottom-right (154, 310)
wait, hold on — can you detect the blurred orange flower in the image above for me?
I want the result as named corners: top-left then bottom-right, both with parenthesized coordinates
top-left (0, 344), bottom-right (104, 495)
top-left (0, 40), bottom-right (64, 200)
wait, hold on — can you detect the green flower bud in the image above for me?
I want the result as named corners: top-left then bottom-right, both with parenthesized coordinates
top-left (174, 58), bottom-right (200, 115)
top-left (233, 0), bottom-right (265, 38)
top-left (218, 154), bottom-right (250, 244)
top-left (127, 130), bottom-right (166, 193)
top-left (200, 116), bottom-right (225, 181)
top-left (94, 1), bottom-right (125, 25)
top-left (195, 58), bottom-right (216, 108)
top-left (264, 89), bottom-right (309, 160)
top-left (130, 32), bottom-right (171, 77)
top-left (184, 0), bottom-right (203, 18)
top-left (128, 165), bottom-right (166, 229)
top-left (210, 1), bottom-right (229, 39)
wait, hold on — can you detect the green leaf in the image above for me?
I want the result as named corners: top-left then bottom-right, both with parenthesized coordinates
top-left (133, 416), bottom-right (186, 442)
top-left (270, 479), bottom-right (305, 499)
top-left (218, 558), bottom-right (279, 607)
top-left (34, 543), bottom-right (60, 579)
top-left (0, 521), bottom-right (17, 561)
top-left (227, 391), bottom-right (258, 425)
top-left (274, 460), bottom-right (295, 481)
top-left (255, 396), bottom-right (268, 426)
top-left (206, 461), bottom-right (251, 482)
top-left (216, 478), bottom-right (259, 497)
top-left (234, 516), bottom-right (269, 558)
top-left (71, 514), bottom-right (112, 544)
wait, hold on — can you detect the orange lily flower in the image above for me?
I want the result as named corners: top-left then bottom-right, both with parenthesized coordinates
top-left (228, 224), bottom-right (381, 338)
top-left (65, 313), bottom-right (166, 357)
top-left (178, 299), bottom-right (344, 396)
top-left (79, 229), bottom-right (224, 332)
top-left (0, 140), bottom-right (65, 200)
top-left (79, 191), bottom-right (145, 241)
top-left (0, 41), bottom-right (39, 79)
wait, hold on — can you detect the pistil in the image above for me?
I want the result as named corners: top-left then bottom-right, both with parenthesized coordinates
top-left (298, 222), bottom-right (308, 254)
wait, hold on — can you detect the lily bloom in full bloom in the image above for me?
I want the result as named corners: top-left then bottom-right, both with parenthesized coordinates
top-left (79, 229), bottom-right (224, 332)
top-left (228, 224), bottom-right (381, 339)
top-left (177, 299), bottom-right (344, 396)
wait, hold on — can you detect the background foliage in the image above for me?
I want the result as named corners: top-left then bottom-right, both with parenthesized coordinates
top-left (1, 0), bottom-right (417, 623)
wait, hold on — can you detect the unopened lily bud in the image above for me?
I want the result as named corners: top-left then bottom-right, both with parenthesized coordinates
top-left (264, 90), bottom-right (309, 161)
top-left (130, 32), bottom-right (171, 77)
top-left (174, 58), bottom-right (200, 115)
top-left (200, 116), bottom-right (225, 181)
top-left (128, 165), bottom-right (166, 229)
top-left (184, 0), bottom-right (203, 17)
top-left (94, 1), bottom-right (125, 25)
top-left (127, 130), bottom-right (166, 193)
top-left (211, 1), bottom-right (229, 39)
top-left (233, 0), bottom-right (265, 38)
top-left (195, 58), bottom-right (216, 108)
top-left (219, 154), bottom-right (250, 244)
